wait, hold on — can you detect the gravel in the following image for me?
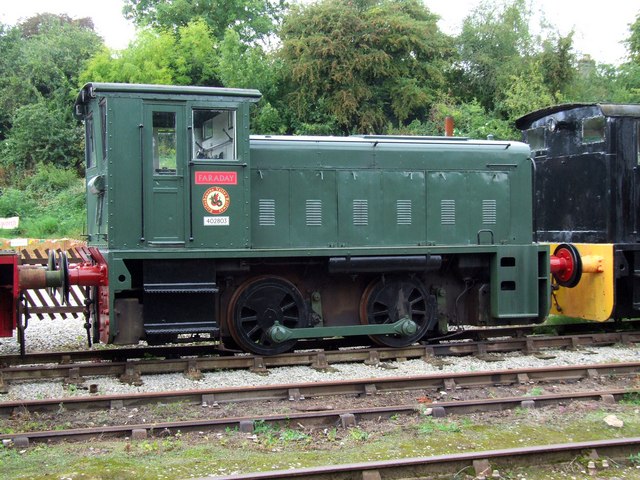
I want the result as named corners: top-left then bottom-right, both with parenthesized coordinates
top-left (1, 315), bottom-right (639, 402)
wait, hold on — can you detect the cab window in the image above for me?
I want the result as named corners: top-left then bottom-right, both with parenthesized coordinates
top-left (582, 116), bottom-right (605, 144)
top-left (152, 111), bottom-right (177, 175)
top-left (85, 112), bottom-right (96, 169)
top-left (192, 109), bottom-right (236, 160)
top-left (99, 99), bottom-right (108, 160)
top-left (526, 126), bottom-right (546, 152)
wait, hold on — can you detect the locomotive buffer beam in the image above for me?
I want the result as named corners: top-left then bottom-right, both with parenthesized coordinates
top-left (266, 317), bottom-right (418, 343)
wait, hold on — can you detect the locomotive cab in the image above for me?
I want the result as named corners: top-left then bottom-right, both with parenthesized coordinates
top-left (74, 83), bottom-right (260, 344)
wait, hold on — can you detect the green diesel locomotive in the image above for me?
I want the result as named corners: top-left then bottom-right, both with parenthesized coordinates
top-left (2, 83), bottom-right (582, 354)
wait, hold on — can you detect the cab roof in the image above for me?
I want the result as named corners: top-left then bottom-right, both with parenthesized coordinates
top-left (74, 82), bottom-right (261, 119)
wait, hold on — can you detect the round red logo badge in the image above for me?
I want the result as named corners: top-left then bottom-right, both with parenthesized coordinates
top-left (202, 187), bottom-right (230, 214)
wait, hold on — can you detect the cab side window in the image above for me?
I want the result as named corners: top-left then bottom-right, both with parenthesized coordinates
top-left (85, 112), bottom-right (96, 169)
top-left (192, 109), bottom-right (236, 160)
top-left (152, 111), bottom-right (177, 175)
top-left (99, 99), bottom-right (108, 160)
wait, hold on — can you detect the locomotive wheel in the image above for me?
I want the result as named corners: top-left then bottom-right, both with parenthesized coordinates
top-left (359, 276), bottom-right (435, 348)
top-left (227, 276), bottom-right (308, 355)
top-left (552, 243), bottom-right (582, 288)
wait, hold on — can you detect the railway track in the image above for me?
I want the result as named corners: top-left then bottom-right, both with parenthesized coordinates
top-left (2, 361), bottom-right (638, 478)
top-left (1, 361), bottom-right (638, 416)
top-left (1, 386), bottom-right (637, 447)
top-left (200, 437), bottom-right (640, 480)
top-left (4, 321), bottom-right (640, 367)
top-left (1, 331), bottom-right (638, 386)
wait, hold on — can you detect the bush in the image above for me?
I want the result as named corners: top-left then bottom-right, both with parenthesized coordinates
top-left (25, 163), bottom-right (80, 195)
top-left (0, 164), bottom-right (85, 239)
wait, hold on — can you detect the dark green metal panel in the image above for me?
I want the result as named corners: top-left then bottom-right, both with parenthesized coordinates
top-left (337, 170), bottom-right (383, 246)
top-left (290, 170), bottom-right (338, 247)
top-left (251, 169), bottom-right (291, 248)
top-left (468, 171), bottom-right (511, 244)
top-left (106, 96), bottom-right (145, 250)
top-left (537, 245), bottom-right (551, 321)
top-left (382, 171), bottom-right (426, 246)
top-left (190, 165), bottom-right (250, 248)
top-left (426, 170), bottom-right (511, 246)
top-left (142, 103), bottom-right (186, 246)
top-left (426, 171), bottom-right (465, 245)
top-left (490, 245), bottom-right (540, 318)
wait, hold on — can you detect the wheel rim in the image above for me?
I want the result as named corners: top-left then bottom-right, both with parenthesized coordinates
top-left (228, 276), bottom-right (307, 355)
top-left (360, 276), bottom-right (435, 347)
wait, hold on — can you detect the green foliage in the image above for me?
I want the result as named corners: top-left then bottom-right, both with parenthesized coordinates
top-left (0, 164), bottom-right (85, 238)
top-left (626, 12), bottom-right (640, 63)
top-left (217, 29), bottom-right (288, 133)
top-left (621, 392), bottom-right (640, 406)
top-left (280, 0), bottom-right (453, 134)
top-left (218, 30), bottom-right (278, 95)
top-left (397, 98), bottom-right (516, 140)
top-left (173, 20), bottom-right (219, 85)
top-left (1, 100), bottom-right (84, 176)
top-left (122, 0), bottom-right (287, 44)
top-left (526, 387), bottom-right (545, 396)
top-left (417, 418), bottom-right (464, 434)
top-left (452, 0), bottom-right (577, 119)
top-left (0, 15), bottom-right (101, 184)
top-left (454, 0), bottom-right (535, 111)
top-left (81, 30), bottom-right (181, 85)
top-left (499, 62), bottom-right (555, 120)
top-left (81, 20), bottom-right (219, 87)
top-left (348, 427), bottom-right (369, 442)
top-left (539, 32), bottom-right (576, 102)
top-left (279, 429), bottom-right (311, 442)
top-left (252, 101), bottom-right (287, 134)
top-left (564, 59), bottom-right (630, 103)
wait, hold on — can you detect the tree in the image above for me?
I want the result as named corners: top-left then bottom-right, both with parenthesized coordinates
top-left (218, 29), bottom-right (287, 134)
top-left (0, 15), bottom-right (102, 181)
top-left (626, 12), bottom-right (640, 63)
top-left (279, 0), bottom-right (453, 134)
top-left (453, 0), bottom-right (536, 112)
top-left (122, 0), bottom-right (287, 44)
top-left (2, 100), bottom-right (84, 174)
top-left (81, 20), bottom-right (217, 86)
top-left (539, 32), bottom-right (575, 102)
top-left (500, 62), bottom-right (554, 119)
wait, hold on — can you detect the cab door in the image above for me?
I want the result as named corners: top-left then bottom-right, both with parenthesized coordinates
top-left (143, 103), bottom-right (186, 245)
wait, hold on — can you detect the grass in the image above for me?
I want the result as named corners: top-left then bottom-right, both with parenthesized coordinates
top-left (3, 407), bottom-right (640, 479)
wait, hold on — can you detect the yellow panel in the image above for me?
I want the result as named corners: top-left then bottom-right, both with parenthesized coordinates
top-left (550, 243), bottom-right (614, 321)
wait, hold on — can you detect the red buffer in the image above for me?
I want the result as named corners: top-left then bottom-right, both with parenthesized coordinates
top-left (549, 243), bottom-right (583, 288)
top-left (0, 248), bottom-right (108, 338)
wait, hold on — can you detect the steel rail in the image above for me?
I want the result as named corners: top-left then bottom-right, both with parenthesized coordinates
top-left (1, 332), bottom-right (638, 384)
top-left (1, 388), bottom-right (637, 447)
top-left (1, 362), bottom-right (639, 416)
top-left (3, 323), bottom-right (640, 368)
top-left (199, 437), bottom-right (640, 480)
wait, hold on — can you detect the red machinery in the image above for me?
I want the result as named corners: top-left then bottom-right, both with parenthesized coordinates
top-left (0, 248), bottom-right (108, 344)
